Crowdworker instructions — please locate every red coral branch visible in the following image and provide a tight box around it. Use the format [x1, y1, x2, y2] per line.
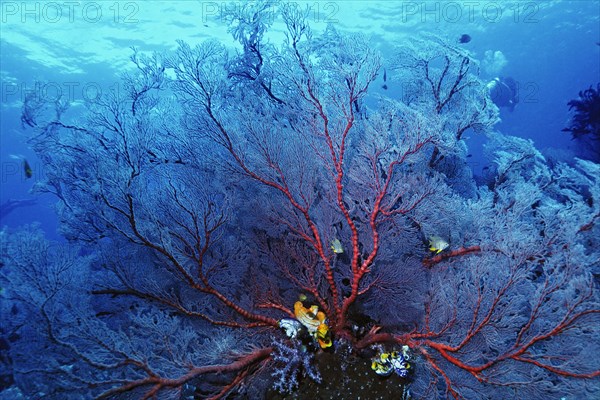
[99, 191, 278, 328]
[339, 136, 434, 328]
[423, 245, 482, 268]
[96, 347, 272, 399]
[200, 78, 343, 323]
[356, 274, 600, 397]
[578, 211, 600, 232]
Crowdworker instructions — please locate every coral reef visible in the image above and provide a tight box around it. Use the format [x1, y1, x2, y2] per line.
[1, 2, 599, 399]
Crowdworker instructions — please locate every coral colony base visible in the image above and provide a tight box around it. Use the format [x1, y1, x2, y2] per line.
[1, 2, 599, 399]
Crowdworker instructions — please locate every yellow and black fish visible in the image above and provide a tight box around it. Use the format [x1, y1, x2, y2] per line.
[330, 239, 344, 254]
[428, 236, 449, 254]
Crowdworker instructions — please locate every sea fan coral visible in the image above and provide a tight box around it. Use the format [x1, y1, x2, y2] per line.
[563, 83, 600, 160]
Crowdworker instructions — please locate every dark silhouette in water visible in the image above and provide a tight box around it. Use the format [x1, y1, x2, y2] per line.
[22, 159, 33, 179]
[487, 77, 519, 111]
[563, 83, 600, 160]
[9, 155, 33, 179]
[0, 198, 37, 220]
[458, 34, 471, 43]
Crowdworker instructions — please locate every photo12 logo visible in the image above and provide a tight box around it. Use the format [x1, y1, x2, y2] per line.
[1, 1, 139, 24]
[2, 81, 122, 104]
[399, 1, 540, 23]
[200, 1, 340, 24]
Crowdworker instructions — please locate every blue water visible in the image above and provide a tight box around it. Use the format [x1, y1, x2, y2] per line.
[1, 1, 598, 237]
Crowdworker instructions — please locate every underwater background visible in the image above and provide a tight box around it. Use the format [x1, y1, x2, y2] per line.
[2, 0, 599, 236]
[1, 1, 599, 399]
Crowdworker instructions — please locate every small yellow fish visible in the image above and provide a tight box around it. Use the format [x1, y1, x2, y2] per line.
[330, 239, 344, 254]
[429, 236, 449, 254]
